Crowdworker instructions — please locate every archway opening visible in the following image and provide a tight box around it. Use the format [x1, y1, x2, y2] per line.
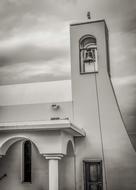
[66, 140, 75, 157]
[59, 140, 75, 190]
[0, 137, 49, 190]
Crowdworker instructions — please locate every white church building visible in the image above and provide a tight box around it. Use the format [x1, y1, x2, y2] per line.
[0, 19, 136, 190]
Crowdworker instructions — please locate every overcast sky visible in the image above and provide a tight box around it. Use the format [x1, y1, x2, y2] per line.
[0, 0, 136, 129]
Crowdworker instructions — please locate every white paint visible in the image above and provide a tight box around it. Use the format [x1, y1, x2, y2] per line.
[0, 80, 72, 106]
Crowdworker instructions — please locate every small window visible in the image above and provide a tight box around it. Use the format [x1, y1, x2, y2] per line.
[83, 160, 103, 190]
[23, 140, 32, 183]
[79, 35, 98, 74]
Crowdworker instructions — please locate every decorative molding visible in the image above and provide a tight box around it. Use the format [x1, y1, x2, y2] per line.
[43, 154, 64, 160]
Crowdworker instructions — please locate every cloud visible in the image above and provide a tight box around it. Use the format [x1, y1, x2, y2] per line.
[0, 0, 76, 37]
[109, 31, 136, 77]
[112, 75, 136, 86]
[112, 75, 136, 118]
[0, 58, 71, 85]
[0, 44, 69, 66]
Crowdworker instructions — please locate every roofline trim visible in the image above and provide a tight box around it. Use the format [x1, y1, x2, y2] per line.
[70, 19, 107, 26]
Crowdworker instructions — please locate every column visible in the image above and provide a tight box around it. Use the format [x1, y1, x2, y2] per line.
[44, 154, 63, 190]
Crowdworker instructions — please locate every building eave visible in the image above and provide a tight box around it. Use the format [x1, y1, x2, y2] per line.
[0, 119, 86, 137]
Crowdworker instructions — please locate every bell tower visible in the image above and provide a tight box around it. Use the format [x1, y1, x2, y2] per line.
[70, 20, 136, 190]
[70, 19, 110, 190]
[70, 20, 110, 128]
[70, 19, 110, 77]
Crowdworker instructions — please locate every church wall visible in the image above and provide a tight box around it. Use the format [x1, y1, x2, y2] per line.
[0, 101, 73, 122]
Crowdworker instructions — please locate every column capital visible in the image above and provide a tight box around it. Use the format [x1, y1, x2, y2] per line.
[43, 154, 64, 160]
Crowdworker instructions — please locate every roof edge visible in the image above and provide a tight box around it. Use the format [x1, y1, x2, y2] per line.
[70, 19, 107, 27]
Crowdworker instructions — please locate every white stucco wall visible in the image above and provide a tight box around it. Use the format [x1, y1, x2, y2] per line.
[0, 80, 72, 106]
[0, 102, 73, 122]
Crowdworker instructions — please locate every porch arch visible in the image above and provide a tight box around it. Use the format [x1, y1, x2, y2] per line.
[0, 136, 40, 156]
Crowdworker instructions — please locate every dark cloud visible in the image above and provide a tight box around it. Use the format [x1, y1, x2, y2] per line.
[0, 0, 76, 39]
[0, 70, 70, 85]
[122, 14, 136, 33]
[0, 60, 71, 85]
[0, 45, 69, 66]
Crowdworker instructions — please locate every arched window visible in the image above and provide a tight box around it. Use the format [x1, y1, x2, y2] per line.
[23, 140, 32, 182]
[79, 35, 98, 74]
